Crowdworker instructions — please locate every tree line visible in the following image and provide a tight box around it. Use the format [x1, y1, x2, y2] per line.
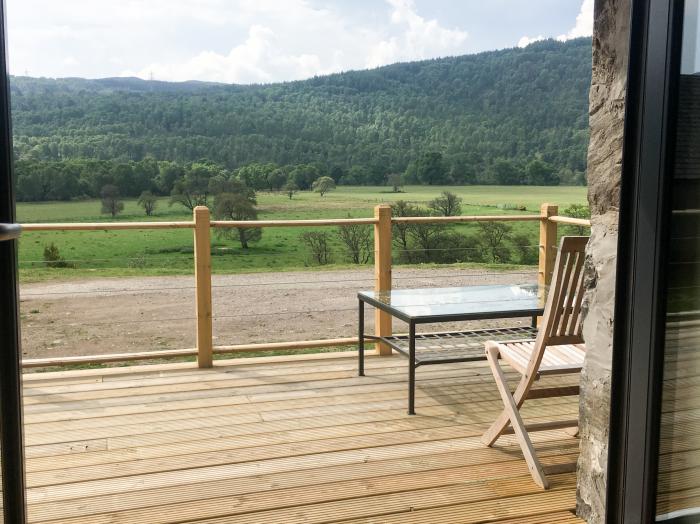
[15, 151, 573, 203]
[13, 158, 335, 202]
[12, 37, 591, 194]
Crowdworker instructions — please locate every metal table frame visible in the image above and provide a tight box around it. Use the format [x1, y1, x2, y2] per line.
[358, 288, 543, 415]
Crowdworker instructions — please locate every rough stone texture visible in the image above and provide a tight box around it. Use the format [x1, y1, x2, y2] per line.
[576, 0, 630, 522]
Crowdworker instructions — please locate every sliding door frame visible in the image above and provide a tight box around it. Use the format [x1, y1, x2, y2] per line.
[0, 0, 27, 520]
[606, 0, 685, 522]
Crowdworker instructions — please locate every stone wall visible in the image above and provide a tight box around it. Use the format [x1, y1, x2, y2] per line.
[576, 0, 630, 522]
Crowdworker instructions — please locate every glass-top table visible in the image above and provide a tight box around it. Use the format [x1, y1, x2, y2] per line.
[358, 283, 545, 414]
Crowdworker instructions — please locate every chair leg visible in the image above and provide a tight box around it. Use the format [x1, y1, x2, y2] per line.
[481, 352, 530, 447]
[485, 346, 549, 489]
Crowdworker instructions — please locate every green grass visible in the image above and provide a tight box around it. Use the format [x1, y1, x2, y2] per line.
[16, 185, 587, 282]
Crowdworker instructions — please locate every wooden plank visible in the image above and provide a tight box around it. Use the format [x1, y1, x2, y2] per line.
[26, 424, 578, 488]
[548, 216, 591, 227]
[21, 361, 569, 406]
[260, 489, 576, 524]
[21, 351, 362, 383]
[193, 205, 213, 368]
[23, 339, 362, 368]
[538, 203, 558, 299]
[21, 221, 194, 231]
[210, 217, 378, 228]
[28, 449, 578, 523]
[374, 204, 393, 355]
[26, 430, 575, 505]
[392, 215, 541, 224]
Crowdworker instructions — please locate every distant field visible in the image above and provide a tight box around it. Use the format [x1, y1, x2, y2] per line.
[16, 185, 587, 281]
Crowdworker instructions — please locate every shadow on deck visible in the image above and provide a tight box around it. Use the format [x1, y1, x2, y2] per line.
[22, 352, 584, 523]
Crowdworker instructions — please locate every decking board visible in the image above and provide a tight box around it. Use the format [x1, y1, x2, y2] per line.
[23, 353, 584, 523]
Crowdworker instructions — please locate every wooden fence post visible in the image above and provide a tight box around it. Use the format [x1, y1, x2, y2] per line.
[538, 203, 558, 300]
[193, 206, 213, 368]
[374, 204, 393, 355]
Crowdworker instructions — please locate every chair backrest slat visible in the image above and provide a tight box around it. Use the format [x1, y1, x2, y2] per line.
[526, 236, 588, 377]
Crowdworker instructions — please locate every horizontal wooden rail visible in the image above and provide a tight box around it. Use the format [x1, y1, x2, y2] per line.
[210, 218, 378, 228]
[548, 216, 591, 227]
[391, 214, 541, 224]
[213, 337, 358, 353]
[22, 348, 199, 367]
[21, 221, 194, 231]
[21, 337, 360, 368]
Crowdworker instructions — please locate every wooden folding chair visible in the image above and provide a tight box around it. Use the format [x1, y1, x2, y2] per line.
[481, 236, 588, 489]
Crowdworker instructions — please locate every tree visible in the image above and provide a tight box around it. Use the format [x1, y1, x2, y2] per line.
[156, 161, 185, 195]
[526, 158, 559, 185]
[391, 200, 422, 262]
[312, 176, 336, 196]
[100, 184, 124, 217]
[410, 152, 448, 185]
[408, 220, 448, 262]
[387, 174, 403, 193]
[213, 193, 262, 249]
[284, 180, 298, 200]
[428, 191, 462, 216]
[290, 164, 320, 190]
[301, 231, 332, 265]
[512, 233, 538, 265]
[209, 175, 256, 200]
[562, 203, 591, 235]
[477, 222, 513, 262]
[347, 166, 370, 185]
[337, 223, 372, 264]
[137, 190, 158, 216]
[267, 168, 288, 191]
[488, 159, 521, 185]
[170, 163, 218, 210]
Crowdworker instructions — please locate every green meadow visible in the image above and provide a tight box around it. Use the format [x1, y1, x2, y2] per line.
[16, 185, 587, 281]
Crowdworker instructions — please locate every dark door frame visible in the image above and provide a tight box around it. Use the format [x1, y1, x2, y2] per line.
[606, 0, 684, 522]
[0, 0, 28, 520]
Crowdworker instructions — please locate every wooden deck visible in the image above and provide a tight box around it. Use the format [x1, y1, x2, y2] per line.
[21, 352, 584, 523]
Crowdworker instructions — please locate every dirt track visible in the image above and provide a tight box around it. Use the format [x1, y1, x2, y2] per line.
[19, 267, 536, 360]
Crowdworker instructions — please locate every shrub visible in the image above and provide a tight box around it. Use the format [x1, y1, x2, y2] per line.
[301, 231, 333, 265]
[337, 223, 372, 264]
[429, 232, 485, 264]
[43, 243, 70, 268]
[512, 233, 539, 265]
[562, 204, 591, 235]
[477, 222, 513, 263]
[428, 191, 462, 216]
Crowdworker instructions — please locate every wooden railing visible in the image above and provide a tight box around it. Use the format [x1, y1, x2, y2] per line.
[20, 202, 591, 368]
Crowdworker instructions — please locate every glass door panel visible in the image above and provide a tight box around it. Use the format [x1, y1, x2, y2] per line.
[657, 1, 700, 521]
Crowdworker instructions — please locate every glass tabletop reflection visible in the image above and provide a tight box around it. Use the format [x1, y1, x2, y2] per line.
[358, 283, 545, 321]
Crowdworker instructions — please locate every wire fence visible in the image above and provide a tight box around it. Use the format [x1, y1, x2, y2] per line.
[17, 210, 561, 366]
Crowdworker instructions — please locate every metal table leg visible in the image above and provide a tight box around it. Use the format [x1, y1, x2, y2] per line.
[358, 298, 365, 377]
[408, 321, 416, 415]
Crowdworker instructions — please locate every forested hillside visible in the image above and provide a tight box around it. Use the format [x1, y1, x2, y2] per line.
[11, 38, 591, 201]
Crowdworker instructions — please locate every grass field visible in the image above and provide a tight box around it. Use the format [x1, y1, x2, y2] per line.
[16, 185, 587, 281]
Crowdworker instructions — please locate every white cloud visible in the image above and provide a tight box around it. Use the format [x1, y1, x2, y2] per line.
[125, 25, 330, 84]
[517, 35, 545, 48]
[118, 0, 469, 83]
[557, 0, 594, 41]
[366, 0, 469, 68]
[517, 0, 593, 50]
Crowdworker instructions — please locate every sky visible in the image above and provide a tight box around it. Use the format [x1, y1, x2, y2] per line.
[7, 0, 593, 84]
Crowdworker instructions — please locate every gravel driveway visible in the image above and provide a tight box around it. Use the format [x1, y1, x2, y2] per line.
[19, 267, 536, 360]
